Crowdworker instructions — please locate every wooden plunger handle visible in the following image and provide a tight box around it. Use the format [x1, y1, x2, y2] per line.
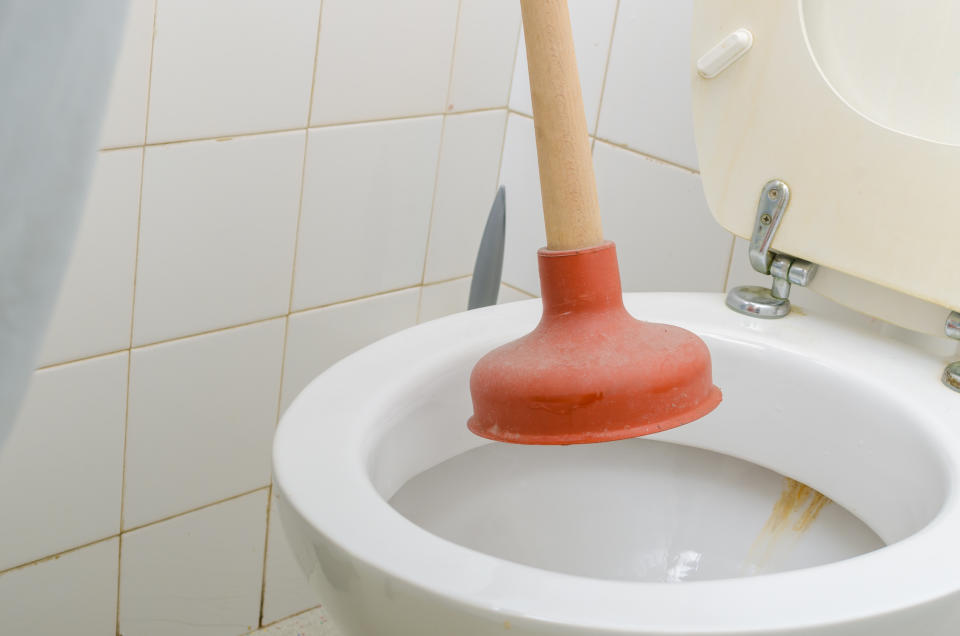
[520, 0, 603, 251]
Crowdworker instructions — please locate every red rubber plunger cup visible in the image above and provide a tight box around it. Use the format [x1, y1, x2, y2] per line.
[468, 242, 721, 444]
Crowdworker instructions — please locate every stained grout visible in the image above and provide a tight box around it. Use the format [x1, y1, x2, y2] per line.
[35, 285, 437, 372]
[96, 107, 507, 154]
[257, 484, 274, 628]
[121, 486, 270, 535]
[416, 0, 465, 323]
[260, 4, 325, 622]
[116, 1, 159, 630]
[504, 108, 700, 176]
[0, 485, 272, 579]
[591, 0, 622, 147]
[592, 135, 700, 175]
[501, 281, 537, 298]
[0, 535, 120, 579]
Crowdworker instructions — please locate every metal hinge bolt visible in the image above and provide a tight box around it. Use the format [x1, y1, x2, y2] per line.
[726, 180, 819, 319]
[943, 312, 960, 393]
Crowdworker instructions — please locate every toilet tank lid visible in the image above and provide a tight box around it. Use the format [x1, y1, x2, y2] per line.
[691, 0, 960, 327]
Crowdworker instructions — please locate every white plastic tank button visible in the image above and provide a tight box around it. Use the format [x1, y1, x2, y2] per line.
[697, 28, 753, 79]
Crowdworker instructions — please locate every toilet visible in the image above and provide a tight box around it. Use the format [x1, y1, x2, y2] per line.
[272, 2, 960, 635]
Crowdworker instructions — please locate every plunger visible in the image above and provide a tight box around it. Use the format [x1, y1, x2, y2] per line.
[467, 0, 722, 444]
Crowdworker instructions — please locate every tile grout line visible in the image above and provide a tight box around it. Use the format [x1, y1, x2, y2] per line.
[501, 281, 537, 298]
[286, 1, 325, 317]
[259, 3, 325, 625]
[122, 485, 271, 535]
[493, 20, 524, 189]
[0, 487, 271, 579]
[590, 0, 621, 154]
[102, 106, 507, 153]
[416, 0, 464, 321]
[115, 532, 124, 635]
[416, 112, 448, 323]
[117, 1, 159, 631]
[504, 108, 700, 175]
[257, 484, 273, 628]
[489, 17, 524, 292]
[36, 283, 440, 373]
[0, 535, 120, 579]
[422, 273, 471, 288]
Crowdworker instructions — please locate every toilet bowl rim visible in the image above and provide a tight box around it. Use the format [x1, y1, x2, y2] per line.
[274, 292, 960, 631]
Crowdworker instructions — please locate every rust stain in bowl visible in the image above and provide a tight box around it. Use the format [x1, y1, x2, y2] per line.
[745, 477, 832, 573]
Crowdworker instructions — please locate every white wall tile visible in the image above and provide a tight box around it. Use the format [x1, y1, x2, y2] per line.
[119, 490, 268, 636]
[293, 118, 442, 310]
[282, 289, 419, 413]
[0, 354, 126, 571]
[419, 278, 536, 324]
[447, 0, 521, 112]
[99, 0, 154, 148]
[424, 110, 507, 283]
[38, 149, 141, 366]
[311, 0, 459, 124]
[498, 283, 536, 303]
[147, 0, 321, 142]
[0, 539, 119, 636]
[261, 490, 320, 625]
[510, 0, 618, 132]
[419, 277, 471, 323]
[594, 140, 732, 292]
[134, 132, 304, 345]
[597, 0, 699, 169]
[499, 114, 545, 295]
[125, 320, 284, 528]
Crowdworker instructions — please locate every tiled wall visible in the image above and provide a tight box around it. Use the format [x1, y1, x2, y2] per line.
[0, 1, 524, 634]
[0, 1, 781, 635]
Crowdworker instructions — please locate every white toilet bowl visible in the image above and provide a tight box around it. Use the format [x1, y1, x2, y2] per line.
[273, 293, 960, 635]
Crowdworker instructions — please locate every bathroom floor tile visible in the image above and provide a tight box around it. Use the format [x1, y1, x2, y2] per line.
[253, 607, 340, 635]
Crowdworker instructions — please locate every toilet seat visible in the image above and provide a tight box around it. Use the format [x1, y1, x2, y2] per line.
[691, 1, 960, 334]
[274, 294, 960, 634]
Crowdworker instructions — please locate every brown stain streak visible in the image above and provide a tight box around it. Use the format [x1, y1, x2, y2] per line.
[746, 477, 833, 572]
[795, 490, 831, 532]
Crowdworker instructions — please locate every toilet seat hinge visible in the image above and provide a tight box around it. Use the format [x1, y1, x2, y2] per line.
[726, 180, 819, 319]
